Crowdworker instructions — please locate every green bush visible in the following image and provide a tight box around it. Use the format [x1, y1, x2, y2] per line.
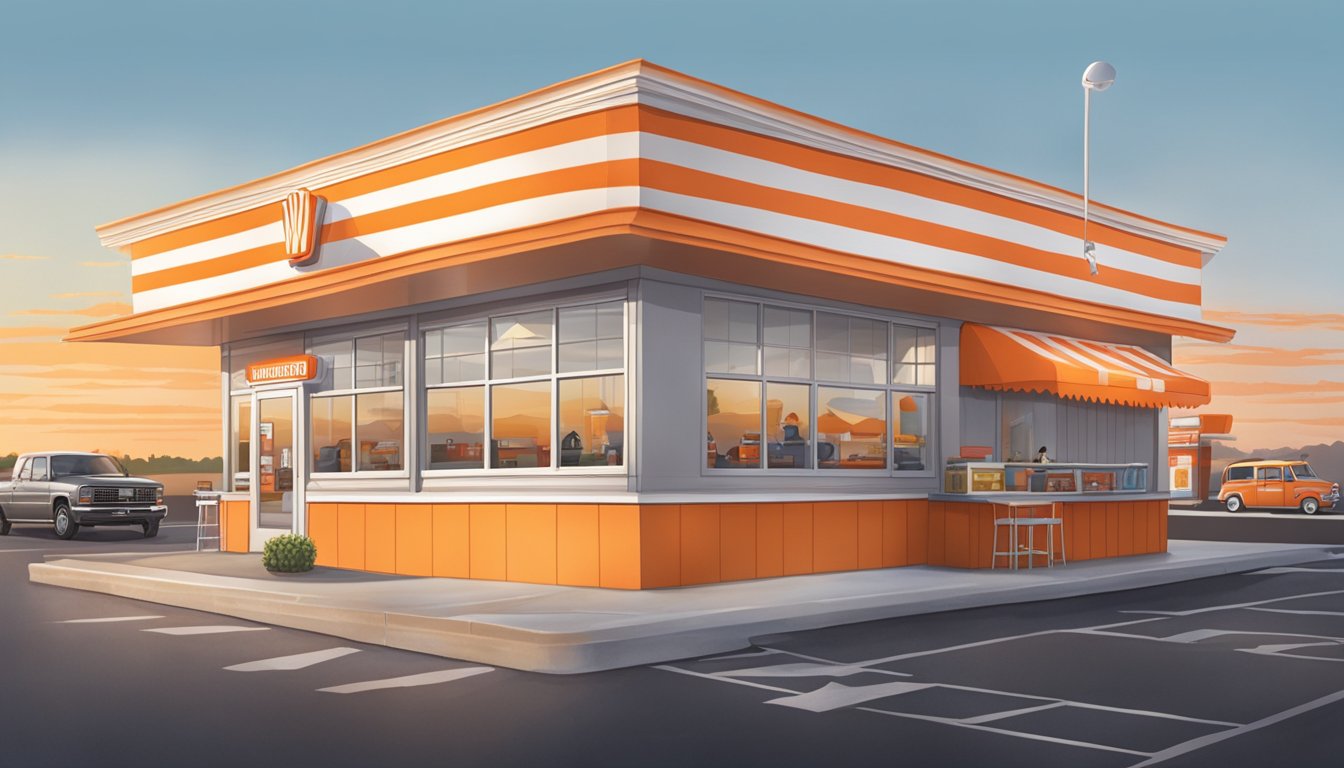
[262, 534, 317, 573]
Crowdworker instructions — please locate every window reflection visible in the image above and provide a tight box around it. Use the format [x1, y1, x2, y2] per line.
[491, 311, 553, 379]
[817, 387, 887, 470]
[426, 387, 485, 469]
[558, 375, 624, 466]
[707, 379, 762, 469]
[355, 391, 404, 471]
[311, 395, 353, 473]
[893, 392, 928, 471]
[492, 382, 552, 468]
[766, 382, 811, 469]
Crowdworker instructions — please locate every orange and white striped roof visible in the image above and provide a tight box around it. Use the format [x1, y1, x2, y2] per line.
[960, 323, 1211, 409]
[76, 60, 1231, 343]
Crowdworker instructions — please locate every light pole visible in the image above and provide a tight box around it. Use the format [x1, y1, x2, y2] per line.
[1081, 60, 1116, 276]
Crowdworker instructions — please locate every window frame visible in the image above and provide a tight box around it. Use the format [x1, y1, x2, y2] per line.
[308, 323, 410, 479]
[701, 291, 938, 477]
[421, 294, 628, 478]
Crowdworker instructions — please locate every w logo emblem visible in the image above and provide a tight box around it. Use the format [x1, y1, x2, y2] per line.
[282, 188, 327, 267]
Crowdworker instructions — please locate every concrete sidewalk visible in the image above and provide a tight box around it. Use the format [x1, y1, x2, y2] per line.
[29, 540, 1342, 674]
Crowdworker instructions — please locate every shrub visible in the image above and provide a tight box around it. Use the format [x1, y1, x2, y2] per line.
[262, 533, 317, 573]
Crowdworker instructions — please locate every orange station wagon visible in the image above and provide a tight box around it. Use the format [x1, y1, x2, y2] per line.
[1218, 459, 1340, 515]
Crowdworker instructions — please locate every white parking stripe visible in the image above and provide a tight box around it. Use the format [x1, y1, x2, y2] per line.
[720, 662, 911, 679]
[1246, 566, 1344, 576]
[767, 680, 931, 711]
[144, 626, 270, 636]
[58, 615, 164, 624]
[226, 647, 360, 672]
[317, 666, 493, 694]
[1123, 589, 1344, 617]
[856, 706, 1152, 757]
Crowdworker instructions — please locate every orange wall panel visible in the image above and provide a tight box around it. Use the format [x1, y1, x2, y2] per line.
[907, 500, 929, 564]
[1118, 501, 1135, 556]
[813, 501, 858, 573]
[638, 505, 680, 588]
[222, 501, 249, 553]
[680, 504, 721, 586]
[557, 504, 600, 587]
[782, 503, 814, 575]
[307, 503, 339, 566]
[506, 504, 557, 585]
[1158, 501, 1168, 551]
[755, 503, 784, 578]
[1090, 502, 1106, 559]
[882, 500, 908, 567]
[337, 504, 365, 570]
[1106, 502, 1120, 558]
[469, 504, 507, 581]
[364, 504, 397, 574]
[857, 501, 883, 570]
[395, 505, 433, 577]
[599, 504, 642, 589]
[927, 502, 947, 565]
[719, 504, 756, 583]
[431, 504, 470, 578]
[942, 503, 970, 568]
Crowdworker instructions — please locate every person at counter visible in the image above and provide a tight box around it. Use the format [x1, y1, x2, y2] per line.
[1033, 446, 1052, 464]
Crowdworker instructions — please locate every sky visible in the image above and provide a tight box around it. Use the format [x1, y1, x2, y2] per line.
[0, 0, 1340, 456]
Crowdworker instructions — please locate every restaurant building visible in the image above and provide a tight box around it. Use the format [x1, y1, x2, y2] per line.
[70, 60, 1231, 587]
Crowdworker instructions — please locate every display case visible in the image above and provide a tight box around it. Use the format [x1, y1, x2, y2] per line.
[944, 462, 1148, 495]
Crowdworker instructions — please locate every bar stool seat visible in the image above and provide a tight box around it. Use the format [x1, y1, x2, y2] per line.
[991, 502, 1066, 569]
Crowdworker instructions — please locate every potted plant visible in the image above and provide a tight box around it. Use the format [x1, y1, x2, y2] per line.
[262, 533, 317, 574]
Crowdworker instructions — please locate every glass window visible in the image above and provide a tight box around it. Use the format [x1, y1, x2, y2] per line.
[893, 325, 936, 387]
[707, 379, 762, 469]
[355, 333, 403, 388]
[559, 375, 624, 467]
[704, 298, 759, 375]
[766, 382, 811, 469]
[1259, 467, 1282, 482]
[356, 391, 404, 471]
[816, 312, 886, 385]
[15, 458, 29, 481]
[231, 395, 252, 490]
[1293, 463, 1318, 479]
[426, 387, 486, 470]
[817, 387, 887, 470]
[492, 381, 552, 468]
[892, 393, 929, 471]
[764, 306, 811, 379]
[32, 457, 48, 481]
[311, 395, 353, 473]
[1226, 465, 1254, 481]
[425, 322, 487, 386]
[491, 311, 553, 379]
[559, 301, 623, 373]
[310, 339, 354, 390]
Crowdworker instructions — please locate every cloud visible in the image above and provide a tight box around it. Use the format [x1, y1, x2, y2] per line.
[9, 302, 132, 318]
[1204, 310, 1344, 332]
[0, 253, 48, 261]
[1175, 343, 1344, 367]
[78, 260, 130, 268]
[49, 291, 124, 299]
[1208, 380, 1344, 396]
[1238, 416, 1344, 428]
[0, 326, 68, 340]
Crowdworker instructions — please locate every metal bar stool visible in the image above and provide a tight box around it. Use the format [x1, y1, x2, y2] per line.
[992, 502, 1065, 569]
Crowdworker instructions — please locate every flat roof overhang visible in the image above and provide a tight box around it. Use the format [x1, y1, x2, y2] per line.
[67, 209, 1235, 348]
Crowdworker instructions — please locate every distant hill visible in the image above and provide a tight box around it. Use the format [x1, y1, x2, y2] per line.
[1209, 441, 1344, 492]
[0, 453, 221, 474]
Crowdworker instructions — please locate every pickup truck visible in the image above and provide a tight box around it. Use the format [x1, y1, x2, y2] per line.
[0, 452, 167, 539]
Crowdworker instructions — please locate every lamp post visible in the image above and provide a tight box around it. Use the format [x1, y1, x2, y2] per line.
[1081, 61, 1116, 276]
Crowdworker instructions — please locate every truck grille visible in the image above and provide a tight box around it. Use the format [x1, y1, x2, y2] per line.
[91, 487, 156, 504]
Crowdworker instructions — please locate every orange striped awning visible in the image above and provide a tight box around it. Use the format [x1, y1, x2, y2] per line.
[960, 324, 1211, 409]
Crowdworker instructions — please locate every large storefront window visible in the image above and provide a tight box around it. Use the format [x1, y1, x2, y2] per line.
[704, 296, 936, 474]
[309, 329, 406, 474]
[424, 298, 625, 472]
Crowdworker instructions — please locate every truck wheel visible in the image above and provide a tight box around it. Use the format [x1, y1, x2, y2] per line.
[53, 502, 79, 540]
[0, 512, 10, 535]
[1224, 495, 1243, 513]
[1301, 497, 1320, 515]
[142, 520, 160, 538]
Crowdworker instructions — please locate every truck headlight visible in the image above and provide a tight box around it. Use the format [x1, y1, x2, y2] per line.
[78, 486, 92, 504]
[156, 487, 165, 505]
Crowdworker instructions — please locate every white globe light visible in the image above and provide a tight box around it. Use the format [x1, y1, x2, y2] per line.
[1082, 61, 1117, 91]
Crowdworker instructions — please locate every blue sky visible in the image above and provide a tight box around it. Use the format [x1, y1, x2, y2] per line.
[0, 0, 1341, 450]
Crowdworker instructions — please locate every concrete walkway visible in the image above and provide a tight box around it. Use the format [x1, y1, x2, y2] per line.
[29, 540, 1342, 674]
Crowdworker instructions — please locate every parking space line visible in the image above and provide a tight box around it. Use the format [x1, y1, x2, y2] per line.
[58, 615, 164, 624]
[317, 666, 493, 694]
[1245, 565, 1344, 576]
[766, 680, 931, 711]
[1249, 607, 1344, 617]
[719, 662, 911, 679]
[856, 706, 1153, 757]
[226, 647, 360, 672]
[1129, 688, 1344, 766]
[961, 701, 1066, 724]
[1123, 588, 1344, 617]
[144, 626, 270, 636]
[655, 664, 798, 695]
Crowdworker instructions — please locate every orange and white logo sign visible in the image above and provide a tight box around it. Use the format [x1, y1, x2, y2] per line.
[282, 188, 326, 266]
[246, 355, 320, 385]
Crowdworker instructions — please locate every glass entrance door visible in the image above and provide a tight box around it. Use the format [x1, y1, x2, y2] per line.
[253, 390, 299, 546]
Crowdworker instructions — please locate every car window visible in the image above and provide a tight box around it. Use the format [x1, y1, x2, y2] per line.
[51, 454, 126, 476]
[1293, 463, 1318, 479]
[1258, 467, 1282, 482]
[1226, 465, 1254, 481]
[15, 458, 30, 482]
[1282, 466, 1296, 481]
[31, 457, 49, 482]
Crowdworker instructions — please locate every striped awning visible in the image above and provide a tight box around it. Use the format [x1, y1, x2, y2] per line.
[960, 324, 1211, 409]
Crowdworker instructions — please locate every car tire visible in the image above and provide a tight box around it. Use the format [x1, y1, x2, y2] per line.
[0, 512, 10, 535]
[1301, 497, 1320, 515]
[142, 520, 160, 538]
[1224, 495, 1244, 513]
[53, 502, 78, 540]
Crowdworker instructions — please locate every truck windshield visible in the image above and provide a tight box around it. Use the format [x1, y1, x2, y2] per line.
[50, 455, 126, 477]
[1292, 463, 1318, 479]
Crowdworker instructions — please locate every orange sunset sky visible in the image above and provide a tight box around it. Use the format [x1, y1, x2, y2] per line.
[1, 2, 1340, 458]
